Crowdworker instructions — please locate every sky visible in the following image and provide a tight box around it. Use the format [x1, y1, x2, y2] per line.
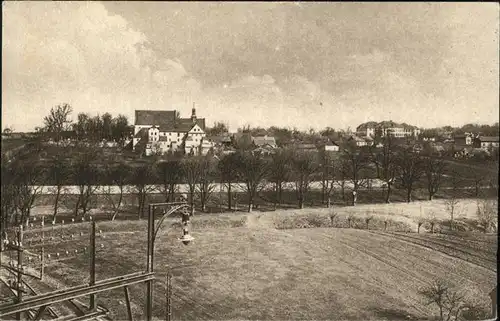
[2, 1, 499, 133]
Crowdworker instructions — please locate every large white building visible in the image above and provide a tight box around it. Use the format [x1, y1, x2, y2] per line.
[132, 108, 213, 156]
[356, 121, 421, 138]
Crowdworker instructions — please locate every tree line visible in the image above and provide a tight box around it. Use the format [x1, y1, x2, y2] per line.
[2, 134, 496, 231]
[39, 103, 133, 144]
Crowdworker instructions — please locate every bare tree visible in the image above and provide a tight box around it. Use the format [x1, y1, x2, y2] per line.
[335, 160, 349, 204]
[130, 164, 156, 219]
[43, 103, 73, 143]
[444, 172, 463, 231]
[1, 159, 17, 232]
[268, 149, 292, 209]
[236, 151, 269, 212]
[197, 156, 218, 212]
[320, 151, 337, 208]
[105, 162, 130, 221]
[156, 159, 183, 202]
[427, 210, 438, 234]
[182, 156, 203, 214]
[11, 160, 45, 226]
[341, 144, 371, 206]
[47, 154, 68, 221]
[420, 279, 470, 321]
[425, 155, 447, 200]
[218, 153, 240, 210]
[476, 199, 497, 233]
[290, 151, 319, 209]
[395, 146, 425, 203]
[72, 151, 100, 218]
[370, 134, 398, 203]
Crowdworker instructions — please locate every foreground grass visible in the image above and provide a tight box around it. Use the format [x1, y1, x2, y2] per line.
[6, 210, 495, 321]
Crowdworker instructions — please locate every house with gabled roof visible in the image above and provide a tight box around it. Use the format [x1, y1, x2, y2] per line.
[133, 107, 207, 156]
[252, 135, 278, 149]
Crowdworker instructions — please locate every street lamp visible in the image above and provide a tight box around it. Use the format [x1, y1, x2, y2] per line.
[145, 201, 194, 321]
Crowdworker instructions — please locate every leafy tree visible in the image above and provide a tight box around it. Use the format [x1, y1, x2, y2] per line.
[206, 122, 229, 136]
[111, 114, 132, 144]
[43, 103, 73, 142]
[236, 151, 269, 212]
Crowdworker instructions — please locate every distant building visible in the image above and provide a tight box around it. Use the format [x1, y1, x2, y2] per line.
[454, 132, 477, 145]
[476, 136, 500, 150]
[356, 121, 420, 138]
[347, 135, 369, 147]
[320, 140, 340, 152]
[133, 107, 207, 156]
[252, 135, 278, 149]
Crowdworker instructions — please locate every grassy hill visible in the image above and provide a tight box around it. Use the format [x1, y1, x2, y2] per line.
[4, 208, 496, 321]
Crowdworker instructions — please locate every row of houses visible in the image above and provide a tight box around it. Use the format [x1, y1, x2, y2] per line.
[129, 109, 498, 158]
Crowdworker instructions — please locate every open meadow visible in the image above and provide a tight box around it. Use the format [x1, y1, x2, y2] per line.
[2, 199, 497, 321]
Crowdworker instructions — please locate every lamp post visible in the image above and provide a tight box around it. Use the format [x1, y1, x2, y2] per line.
[146, 202, 194, 321]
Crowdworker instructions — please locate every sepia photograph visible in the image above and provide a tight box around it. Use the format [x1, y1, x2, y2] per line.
[1, 2, 498, 321]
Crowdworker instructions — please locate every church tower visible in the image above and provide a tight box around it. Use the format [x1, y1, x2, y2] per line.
[191, 102, 197, 124]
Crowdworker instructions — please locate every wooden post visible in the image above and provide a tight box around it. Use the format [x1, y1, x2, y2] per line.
[16, 225, 24, 321]
[89, 221, 96, 311]
[124, 286, 133, 321]
[165, 274, 172, 321]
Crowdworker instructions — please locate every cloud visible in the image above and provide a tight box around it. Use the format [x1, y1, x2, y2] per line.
[2, 2, 498, 132]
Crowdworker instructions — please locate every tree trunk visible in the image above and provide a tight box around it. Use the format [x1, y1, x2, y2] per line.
[327, 196, 331, 208]
[227, 183, 232, 210]
[278, 184, 283, 205]
[406, 187, 412, 203]
[428, 192, 433, 201]
[52, 186, 61, 221]
[430, 222, 435, 233]
[385, 183, 391, 203]
[248, 201, 253, 213]
[341, 182, 345, 203]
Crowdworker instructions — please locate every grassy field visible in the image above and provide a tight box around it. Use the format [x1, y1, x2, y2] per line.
[2, 203, 497, 320]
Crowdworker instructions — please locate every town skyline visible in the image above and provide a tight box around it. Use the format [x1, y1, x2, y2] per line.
[3, 2, 499, 133]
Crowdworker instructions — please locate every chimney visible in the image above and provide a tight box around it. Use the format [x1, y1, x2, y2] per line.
[191, 102, 197, 124]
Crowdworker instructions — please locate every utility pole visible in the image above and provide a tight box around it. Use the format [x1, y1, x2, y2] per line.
[40, 216, 45, 280]
[16, 225, 24, 321]
[89, 221, 96, 311]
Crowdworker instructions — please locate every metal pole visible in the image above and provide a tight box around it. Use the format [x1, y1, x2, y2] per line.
[146, 204, 154, 321]
[90, 221, 96, 311]
[40, 217, 44, 280]
[16, 225, 24, 321]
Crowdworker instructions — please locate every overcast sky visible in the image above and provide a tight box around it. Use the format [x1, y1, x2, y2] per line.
[2, 2, 499, 132]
